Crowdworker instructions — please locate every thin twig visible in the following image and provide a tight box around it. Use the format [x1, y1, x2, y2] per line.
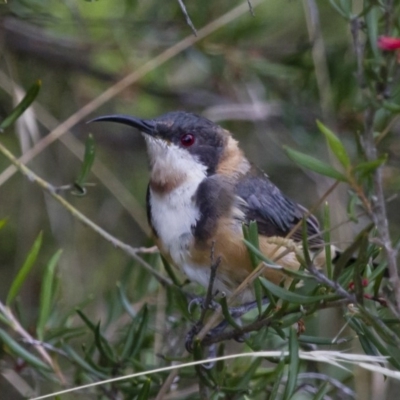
[0, 140, 171, 287]
[0, 0, 266, 188]
[177, 0, 197, 36]
[247, 0, 255, 17]
[349, 8, 400, 313]
[0, 302, 66, 383]
[0, 70, 150, 234]
[302, 0, 335, 124]
[202, 298, 352, 346]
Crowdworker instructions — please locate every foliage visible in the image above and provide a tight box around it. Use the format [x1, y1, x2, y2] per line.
[0, 0, 400, 399]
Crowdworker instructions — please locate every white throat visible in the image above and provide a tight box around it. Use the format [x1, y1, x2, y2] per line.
[146, 136, 207, 266]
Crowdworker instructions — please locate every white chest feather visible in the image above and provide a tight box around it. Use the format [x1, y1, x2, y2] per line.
[146, 138, 208, 267]
[150, 181, 201, 265]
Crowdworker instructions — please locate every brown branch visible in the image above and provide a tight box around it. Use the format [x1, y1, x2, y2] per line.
[202, 298, 351, 346]
[350, 8, 400, 313]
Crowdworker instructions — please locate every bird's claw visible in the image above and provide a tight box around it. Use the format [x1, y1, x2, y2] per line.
[185, 322, 202, 353]
[188, 296, 219, 314]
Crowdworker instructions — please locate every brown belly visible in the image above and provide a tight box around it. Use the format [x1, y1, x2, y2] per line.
[179, 218, 301, 295]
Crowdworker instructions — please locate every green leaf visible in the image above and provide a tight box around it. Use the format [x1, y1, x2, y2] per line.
[73, 133, 96, 195]
[317, 120, 351, 168]
[383, 101, 400, 113]
[117, 282, 137, 319]
[299, 335, 354, 345]
[243, 239, 280, 268]
[312, 382, 330, 400]
[235, 358, 262, 389]
[277, 312, 304, 329]
[365, 6, 380, 58]
[7, 232, 43, 305]
[243, 221, 260, 268]
[243, 222, 263, 314]
[353, 155, 387, 175]
[219, 296, 241, 330]
[282, 328, 299, 400]
[269, 360, 286, 399]
[160, 255, 182, 286]
[284, 146, 348, 182]
[76, 309, 115, 362]
[259, 277, 339, 304]
[63, 344, 108, 378]
[328, 0, 351, 19]
[0, 218, 8, 230]
[37, 250, 62, 341]
[94, 323, 115, 363]
[0, 328, 50, 371]
[137, 379, 151, 400]
[323, 203, 332, 280]
[0, 80, 41, 131]
[126, 305, 149, 359]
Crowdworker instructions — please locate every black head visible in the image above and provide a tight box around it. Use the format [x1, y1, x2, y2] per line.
[89, 111, 228, 175]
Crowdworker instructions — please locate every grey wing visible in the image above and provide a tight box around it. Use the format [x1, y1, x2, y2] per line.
[235, 170, 323, 250]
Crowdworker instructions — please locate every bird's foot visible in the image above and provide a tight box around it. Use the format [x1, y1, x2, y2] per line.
[228, 297, 270, 318]
[185, 297, 270, 361]
[188, 296, 219, 314]
[185, 322, 203, 353]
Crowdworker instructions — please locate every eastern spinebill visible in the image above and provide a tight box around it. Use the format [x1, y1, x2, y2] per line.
[90, 111, 335, 301]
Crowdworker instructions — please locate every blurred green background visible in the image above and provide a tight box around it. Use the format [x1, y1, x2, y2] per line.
[0, 0, 399, 398]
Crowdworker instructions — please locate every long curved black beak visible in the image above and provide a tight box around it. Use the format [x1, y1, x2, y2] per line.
[88, 115, 155, 135]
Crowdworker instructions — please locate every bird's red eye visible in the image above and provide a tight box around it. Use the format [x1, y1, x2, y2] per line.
[180, 133, 195, 147]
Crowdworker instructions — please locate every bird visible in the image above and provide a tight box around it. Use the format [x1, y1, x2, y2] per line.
[90, 111, 333, 303]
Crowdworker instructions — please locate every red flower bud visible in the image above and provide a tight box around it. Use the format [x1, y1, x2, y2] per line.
[378, 36, 400, 51]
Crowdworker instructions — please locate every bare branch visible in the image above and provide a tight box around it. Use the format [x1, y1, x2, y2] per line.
[177, 0, 197, 36]
[0, 140, 172, 288]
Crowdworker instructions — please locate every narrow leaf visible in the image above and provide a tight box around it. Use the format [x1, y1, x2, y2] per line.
[260, 277, 339, 304]
[7, 232, 43, 305]
[117, 282, 137, 319]
[317, 120, 351, 168]
[0, 328, 50, 371]
[354, 155, 387, 175]
[37, 250, 63, 340]
[328, 0, 350, 18]
[312, 382, 330, 400]
[283, 328, 299, 400]
[243, 222, 263, 314]
[0, 80, 41, 131]
[365, 6, 380, 58]
[284, 146, 348, 181]
[63, 345, 108, 378]
[323, 202, 332, 279]
[73, 133, 96, 194]
[137, 379, 151, 400]
[0, 218, 8, 230]
[127, 305, 149, 359]
[243, 239, 280, 268]
[269, 360, 285, 399]
[160, 255, 181, 286]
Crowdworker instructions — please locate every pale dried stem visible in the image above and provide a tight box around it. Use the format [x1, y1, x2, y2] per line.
[0, 0, 265, 188]
[0, 140, 171, 287]
[0, 69, 150, 235]
[0, 302, 66, 383]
